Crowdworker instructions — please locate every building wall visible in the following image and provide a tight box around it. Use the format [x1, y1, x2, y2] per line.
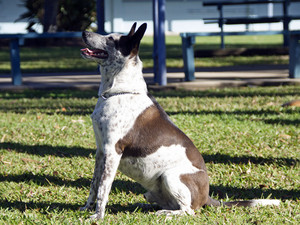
[1, 0, 300, 34]
[105, 0, 300, 34]
[0, 0, 27, 33]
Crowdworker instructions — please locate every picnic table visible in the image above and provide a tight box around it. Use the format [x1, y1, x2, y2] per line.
[180, 0, 300, 81]
[180, 30, 300, 81]
[203, 0, 300, 48]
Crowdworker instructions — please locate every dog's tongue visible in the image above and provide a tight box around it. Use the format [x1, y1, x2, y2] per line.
[81, 48, 108, 58]
[81, 48, 93, 54]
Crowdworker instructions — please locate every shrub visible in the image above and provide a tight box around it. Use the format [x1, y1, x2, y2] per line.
[16, 0, 96, 32]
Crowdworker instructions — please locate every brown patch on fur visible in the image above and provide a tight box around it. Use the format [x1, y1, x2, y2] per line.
[115, 93, 210, 209]
[115, 94, 206, 171]
[115, 104, 175, 157]
[180, 171, 210, 209]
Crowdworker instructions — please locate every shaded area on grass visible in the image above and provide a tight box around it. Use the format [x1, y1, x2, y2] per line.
[166, 110, 300, 126]
[0, 173, 145, 195]
[256, 117, 300, 126]
[0, 89, 97, 99]
[203, 153, 299, 167]
[0, 87, 299, 100]
[210, 184, 299, 200]
[0, 105, 299, 126]
[166, 109, 298, 117]
[152, 89, 300, 99]
[0, 199, 81, 213]
[0, 199, 159, 215]
[0, 142, 95, 158]
[0, 173, 90, 188]
[1, 142, 298, 166]
[1, 106, 298, 118]
[0, 184, 297, 214]
[0, 105, 94, 115]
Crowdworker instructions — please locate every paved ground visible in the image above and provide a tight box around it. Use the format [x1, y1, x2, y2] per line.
[1, 64, 299, 91]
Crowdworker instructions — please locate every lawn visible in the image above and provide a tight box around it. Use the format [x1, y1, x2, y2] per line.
[0, 35, 288, 74]
[0, 86, 299, 224]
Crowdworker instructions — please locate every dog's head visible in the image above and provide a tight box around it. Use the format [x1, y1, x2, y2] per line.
[81, 23, 147, 66]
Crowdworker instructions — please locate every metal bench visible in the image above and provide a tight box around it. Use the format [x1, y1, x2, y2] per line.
[0, 32, 82, 85]
[180, 30, 300, 81]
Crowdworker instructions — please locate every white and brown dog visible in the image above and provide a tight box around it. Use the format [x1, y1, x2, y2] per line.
[80, 23, 279, 220]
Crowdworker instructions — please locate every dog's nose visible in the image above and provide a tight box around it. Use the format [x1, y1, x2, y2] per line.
[82, 31, 89, 38]
[82, 31, 94, 40]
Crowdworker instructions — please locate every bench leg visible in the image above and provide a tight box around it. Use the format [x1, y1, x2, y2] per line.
[289, 35, 300, 78]
[10, 39, 22, 85]
[181, 36, 195, 81]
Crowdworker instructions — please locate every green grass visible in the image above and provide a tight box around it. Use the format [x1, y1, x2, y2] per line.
[0, 35, 288, 74]
[0, 86, 299, 224]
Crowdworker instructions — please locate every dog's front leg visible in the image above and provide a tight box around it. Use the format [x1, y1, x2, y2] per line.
[90, 149, 122, 220]
[80, 147, 104, 211]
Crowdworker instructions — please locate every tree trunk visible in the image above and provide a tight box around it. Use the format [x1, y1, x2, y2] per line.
[43, 0, 59, 33]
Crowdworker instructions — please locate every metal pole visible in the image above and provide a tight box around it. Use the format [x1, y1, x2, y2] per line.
[154, 0, 167, 86]
[218, 4, 225, 49]
[10, 39, 22, 85]
[153, 0, 158, 83]
[97, 0, 105, 34]
[283, 0, 290, 47]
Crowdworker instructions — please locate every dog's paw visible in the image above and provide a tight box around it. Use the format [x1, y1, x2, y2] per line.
[79, 204, 94, 211]
[79, 206, 87, 211]
[156, 209, 195, 216]
[90, 212, 104, 221]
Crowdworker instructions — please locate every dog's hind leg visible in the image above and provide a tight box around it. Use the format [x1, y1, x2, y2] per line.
[154, 170, 195, 216]
[144, 191, 158, 204]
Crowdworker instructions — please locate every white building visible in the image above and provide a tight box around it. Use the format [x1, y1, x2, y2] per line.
[1, 0, 300, 34]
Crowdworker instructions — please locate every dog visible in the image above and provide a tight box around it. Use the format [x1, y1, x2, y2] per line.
[80, 23, 280, 220]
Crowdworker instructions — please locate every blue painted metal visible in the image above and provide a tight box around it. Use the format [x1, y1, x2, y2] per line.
[96, 0, 106, 34]
[0, 32, 82, 39]
[283, 0, 290, 47]
[0, 32, 82, 85]
[181, 30, 300, 81]
[289, 32, 300, 78]
[152, 0, 167, 86]
[217, 4, 225, 49]
[181, 34, 195, 81]
[152, 0, 159, 83]
[181, 31, 286, 37]
[157, 0, 167, 86]
[203, 0, 300, 48]
[10, 39, 22, 86]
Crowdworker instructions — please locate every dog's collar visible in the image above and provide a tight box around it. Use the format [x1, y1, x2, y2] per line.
[101, 92, 140, 100]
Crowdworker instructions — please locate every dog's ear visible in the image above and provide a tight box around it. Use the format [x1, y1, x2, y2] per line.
[130, 23, 147, 56]
[128, 22, 137, 37]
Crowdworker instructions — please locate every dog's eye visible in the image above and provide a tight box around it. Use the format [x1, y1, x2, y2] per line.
[108, 37, 114, 41]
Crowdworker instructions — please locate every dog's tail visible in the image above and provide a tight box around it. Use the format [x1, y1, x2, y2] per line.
[206, 196, 280, 207]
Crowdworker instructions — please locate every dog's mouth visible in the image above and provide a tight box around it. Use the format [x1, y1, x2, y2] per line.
[81, 48, 108, 59]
